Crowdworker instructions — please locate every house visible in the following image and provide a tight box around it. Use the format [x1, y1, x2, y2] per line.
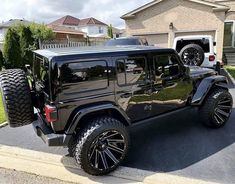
[121, 0, 235, 64]
[0, 19, 31, 50]
[112, 27, 126, 38]
[48, 15, 108, 38]
[47, 25, 86, 42]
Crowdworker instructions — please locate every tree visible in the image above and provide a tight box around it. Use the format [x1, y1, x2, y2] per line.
[107, 24, 113, 38]
[0, 50, 4, 70]
[2, 23, 55, 69]
[3, 28, 22, 69]
[29, 23, 55, 49]
[20, 26, 34, 66]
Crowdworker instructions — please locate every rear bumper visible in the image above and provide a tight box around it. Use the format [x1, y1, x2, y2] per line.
[32, 114, 71, 147]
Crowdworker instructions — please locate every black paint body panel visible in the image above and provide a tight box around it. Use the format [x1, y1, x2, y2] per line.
[31, 46, 228, 144]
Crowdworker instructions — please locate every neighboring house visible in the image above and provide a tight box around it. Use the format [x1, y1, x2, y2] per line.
[112, 27, 126, 38]
[47, 25, 86, 41]
[0, 19, 31, 50]
[48, 15, 108, 38]
[121, 0, 235, 64]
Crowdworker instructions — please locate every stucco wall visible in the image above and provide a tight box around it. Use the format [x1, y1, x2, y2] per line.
[78, 25, 108, 37]
[219, 1, 235, 20]
[125, 0, 226, 60]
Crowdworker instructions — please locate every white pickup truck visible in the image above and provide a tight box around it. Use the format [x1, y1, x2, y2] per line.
[173, 35, 217, 68]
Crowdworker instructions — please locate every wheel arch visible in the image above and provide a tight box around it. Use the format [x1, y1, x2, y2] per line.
[66, 103, 131, 135]
[191, 75, 229, 106]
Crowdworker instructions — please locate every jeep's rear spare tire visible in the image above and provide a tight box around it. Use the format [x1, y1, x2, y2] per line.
[179, 44, 205, 66]
[0, 69, 34, 127]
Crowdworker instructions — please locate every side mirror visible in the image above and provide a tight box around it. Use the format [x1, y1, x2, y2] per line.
[213, 42, 216, 46]
[25, 64, 32, 75]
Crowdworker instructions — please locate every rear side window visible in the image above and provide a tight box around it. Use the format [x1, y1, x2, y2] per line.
[33, 55, 50, 94]
[61, 60, 108, 93]
[176, 39, 210, 53]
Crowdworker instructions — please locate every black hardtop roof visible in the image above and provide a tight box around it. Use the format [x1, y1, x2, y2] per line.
[34, 46, 176, 61]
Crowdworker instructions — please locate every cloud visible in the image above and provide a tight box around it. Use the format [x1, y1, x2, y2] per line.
[0, 0, 151, 28]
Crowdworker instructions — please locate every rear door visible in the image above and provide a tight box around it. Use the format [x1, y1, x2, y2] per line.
[150, 54, 193, 116]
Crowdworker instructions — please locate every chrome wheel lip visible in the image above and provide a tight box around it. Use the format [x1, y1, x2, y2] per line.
[88, 130, 127, 171]
[213, 97, 233, 125]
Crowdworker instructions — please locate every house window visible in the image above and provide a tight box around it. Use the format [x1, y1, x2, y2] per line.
[99, 27, 103, 34]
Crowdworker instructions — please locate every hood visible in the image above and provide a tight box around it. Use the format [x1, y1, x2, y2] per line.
[189, 66, 216, 80]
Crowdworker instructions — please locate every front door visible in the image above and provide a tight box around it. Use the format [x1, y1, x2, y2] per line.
[115, 55, 153, 122]
[150, 54, 193, 116]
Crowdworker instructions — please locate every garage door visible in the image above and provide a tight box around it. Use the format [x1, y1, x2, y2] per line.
[145, 34, 168, 48]
[175, 31, 216, 39]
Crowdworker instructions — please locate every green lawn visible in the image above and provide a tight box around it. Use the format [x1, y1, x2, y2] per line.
[0, 95, 6, 124]
[224, 65, 235, 79]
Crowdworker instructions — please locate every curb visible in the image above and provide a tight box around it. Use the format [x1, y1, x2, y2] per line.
[224, 68, 235, 85]
[0, 122, 8, 128]
[0, 145, 219, 184]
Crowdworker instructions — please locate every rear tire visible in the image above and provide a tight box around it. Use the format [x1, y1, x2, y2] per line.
[179, 44, 205, 66]
[199, 88, 233, 128]
[0, 69, 34, 128]
[72, 117, 129, 175]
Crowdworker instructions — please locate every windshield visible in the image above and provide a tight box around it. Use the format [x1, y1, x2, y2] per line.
[176, 39, 210, 53]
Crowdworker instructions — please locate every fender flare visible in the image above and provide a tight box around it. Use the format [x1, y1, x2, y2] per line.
[65, 103, 131, 135]
[191, 75, 228, 106]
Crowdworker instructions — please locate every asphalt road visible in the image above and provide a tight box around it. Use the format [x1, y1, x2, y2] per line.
[0, 70, 235, 184]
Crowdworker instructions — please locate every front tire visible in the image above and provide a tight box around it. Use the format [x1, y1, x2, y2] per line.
[72, 117, 129, 175]
[199, 88, 233, 128]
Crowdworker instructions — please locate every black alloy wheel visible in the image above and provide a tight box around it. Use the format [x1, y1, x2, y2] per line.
[88, 130, 126, 171]
[182, 48, 202, 65]
[199, 88, 233, 128]
[72, 117, 129, 175]
[179, 44, 205, 66]
[213, 96, 233, 125]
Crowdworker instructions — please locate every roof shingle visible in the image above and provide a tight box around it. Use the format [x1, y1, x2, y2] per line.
[79, 17, 107, 26]
[48, 15, 80, 26]
[48, 16, 107, 26]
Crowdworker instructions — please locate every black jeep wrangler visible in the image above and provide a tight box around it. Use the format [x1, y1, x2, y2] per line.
[0, 46, 233, 175]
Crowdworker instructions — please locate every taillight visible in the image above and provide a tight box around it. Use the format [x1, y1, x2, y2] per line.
[45, 105, 58, 123]
[209, 55, 215, 62]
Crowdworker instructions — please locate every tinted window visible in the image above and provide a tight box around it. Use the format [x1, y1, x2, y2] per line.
[153, 55, 180, 79]
[61, 60, 108, 92]
[106, 39, 141, 46]
[176, 39, 210, 53]
[116, 57, 146, 85]
[33, 55, 49, 93]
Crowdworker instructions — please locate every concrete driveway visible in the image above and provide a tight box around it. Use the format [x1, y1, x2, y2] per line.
[0, 82, 235, 183]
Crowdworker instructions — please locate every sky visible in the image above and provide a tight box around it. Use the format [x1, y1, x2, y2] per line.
[0, 0, 152, 28]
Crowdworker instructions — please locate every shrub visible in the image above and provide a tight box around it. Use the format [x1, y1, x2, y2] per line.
[20, 26, 34, 66]
[108, 24, 113, 38]
[3, 28, 22, 69]
[0, 50, 4, 70]
[2, 23, 55, 68]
